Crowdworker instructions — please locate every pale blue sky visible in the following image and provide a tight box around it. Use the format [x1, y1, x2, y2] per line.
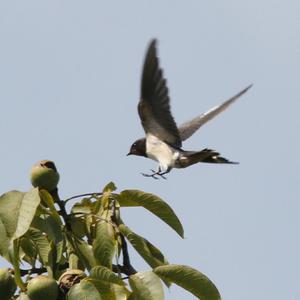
[0, 1, 299, 299]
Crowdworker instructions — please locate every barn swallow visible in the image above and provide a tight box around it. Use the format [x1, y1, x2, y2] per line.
[127, 39, 252, 179]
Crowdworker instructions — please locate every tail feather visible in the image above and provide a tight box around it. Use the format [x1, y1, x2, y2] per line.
[179, 148, 238, 168]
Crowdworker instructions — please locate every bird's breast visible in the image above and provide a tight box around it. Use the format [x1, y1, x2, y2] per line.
[146, 134, 178, 170]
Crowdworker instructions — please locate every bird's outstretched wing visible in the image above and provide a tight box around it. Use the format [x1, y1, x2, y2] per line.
[179, 84, 253, 141]
[138, 39, 182, 148]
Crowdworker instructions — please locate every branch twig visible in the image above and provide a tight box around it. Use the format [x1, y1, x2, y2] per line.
[63, 193, 103, 203]
[18, 262, 136, 278]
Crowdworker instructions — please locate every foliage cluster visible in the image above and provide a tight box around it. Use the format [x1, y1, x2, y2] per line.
[0, 162, 221, 299]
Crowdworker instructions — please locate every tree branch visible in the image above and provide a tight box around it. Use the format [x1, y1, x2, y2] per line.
[16, 263, 69, 277]
[110, 199, 137, 276]
[51, 188, 71, 231]
[120, 234, 137, 275]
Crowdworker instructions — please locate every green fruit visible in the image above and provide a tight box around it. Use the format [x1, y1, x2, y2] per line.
[0, 268, 17, 300]
[27, 275, 58, 300]
[30, 160, 60, 192]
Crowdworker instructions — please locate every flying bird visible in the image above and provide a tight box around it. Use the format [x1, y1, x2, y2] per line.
[127, 39, 252, 179]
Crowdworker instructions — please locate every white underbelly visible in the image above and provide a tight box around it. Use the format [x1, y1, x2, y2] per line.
[146, 134, 179, 171]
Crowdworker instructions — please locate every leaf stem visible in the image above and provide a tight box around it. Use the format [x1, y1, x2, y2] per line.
[12, 240, 26, 291]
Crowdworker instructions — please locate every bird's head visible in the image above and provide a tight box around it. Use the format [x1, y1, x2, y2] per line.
[127, 138, 147, 157]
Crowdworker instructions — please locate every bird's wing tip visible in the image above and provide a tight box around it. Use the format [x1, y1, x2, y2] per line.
[149, 38, 158, 48]
[245, 83, 254, 91]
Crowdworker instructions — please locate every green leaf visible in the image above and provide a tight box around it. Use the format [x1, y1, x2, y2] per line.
[12, 240, 26, 291]
[117, 190, 184, 238]
[88, 279, 112, 299]
[69, 215, 88, 238]
[31, 215, 64, 263]
[91, 182, 117, 215]
[90, 266, 124, 286]
[13, 188, 41, 240]
[154, 264, 221, 300]
[32, 215, 63, 243]
[129, 271, 164, 300]
[19, 236, 37, 265]
[90, 278, 131, 300]
[0, 189, 41, 241]
[119, 224, 168, 269]
[0, 217, 9, 259]
[39, 189, 62, 225]
[27, 228, 51, 265]
[103, 182, 117, 193]
[93, 221, 116, 269]
[88, 274, 131, 300]
[0, 191, 24, 238]
[110, 284, 131, 300]
[72, 238, 97, 270]
[68, 253, 80, 270]
[71, 198, 93, 215]
[67, 279, 101, 300]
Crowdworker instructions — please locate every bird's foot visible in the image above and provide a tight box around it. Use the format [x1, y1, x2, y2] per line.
[141, 169, 167, 180]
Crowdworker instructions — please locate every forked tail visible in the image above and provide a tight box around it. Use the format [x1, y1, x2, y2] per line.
[179, 148, 238, 168]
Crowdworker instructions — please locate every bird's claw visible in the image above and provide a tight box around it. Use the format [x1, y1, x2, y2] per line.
[141, 169, 167, 180]
[158, 173, 167, 180]
[141, 173, 159, 179]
